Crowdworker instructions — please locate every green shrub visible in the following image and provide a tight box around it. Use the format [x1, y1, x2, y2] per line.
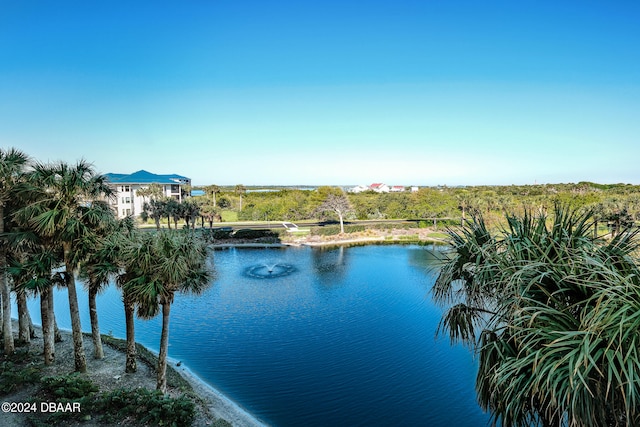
[312, 224, 366, 235]
[232, 229, 278, 239]
[0, 360, 40, 395]
[97, 388, 195, 427]
[40, 374, 98, 399]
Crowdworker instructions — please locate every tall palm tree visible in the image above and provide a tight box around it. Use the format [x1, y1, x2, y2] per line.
[200, 204, 219, 229]
[433, 205, 640, 426]
[78, 212, 130, 359]
[0, 147, 30, 355]
[205, 184, 220, 207]
[181, 200, 200, 230]
[25, 160, 114, 372]
[141, 198, 165, 230]
[165, 198, 180, 229]
[235, 184, 246, 211]
[8, 246, 63, 365]
[121, 230, 210, 392]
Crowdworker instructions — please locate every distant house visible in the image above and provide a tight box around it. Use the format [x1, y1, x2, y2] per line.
[105, 170, 191, 218]
[370, 183, 390, 193]
[410, 186, 419, 193]
[348, 185, 370, 193]
[390, 186, 405, 193]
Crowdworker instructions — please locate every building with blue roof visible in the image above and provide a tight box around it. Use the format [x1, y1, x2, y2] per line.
[105, 170, 191, 218]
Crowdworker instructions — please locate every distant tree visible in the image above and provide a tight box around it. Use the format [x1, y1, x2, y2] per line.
[200, 204, 218, 229]
[181, 200, 200, 229]
[217, 196, 231, 209]
[316, 193, 354, 234]
[235, 184, 246, 211]
[137, 183, 164, 204]
[204, 185, 221, 207]
[165, 198, 180, 229]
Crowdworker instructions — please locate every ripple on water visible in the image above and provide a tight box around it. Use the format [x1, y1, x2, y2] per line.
[244, 263, 297, 279]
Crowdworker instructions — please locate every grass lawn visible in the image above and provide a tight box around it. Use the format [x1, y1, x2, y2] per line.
[220, 211, 238, 222]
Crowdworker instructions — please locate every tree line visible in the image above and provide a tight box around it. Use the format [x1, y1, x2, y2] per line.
[0, 148, 209, 393]
[189, 183, 640, 233]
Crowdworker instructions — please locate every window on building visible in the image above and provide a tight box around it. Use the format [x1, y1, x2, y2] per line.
[171, 184, 180, 193]
[125, 209, 131, 216]
[121, 185, 130, 192]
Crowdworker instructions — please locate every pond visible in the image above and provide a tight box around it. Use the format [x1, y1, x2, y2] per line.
[27, 244, 490, 426]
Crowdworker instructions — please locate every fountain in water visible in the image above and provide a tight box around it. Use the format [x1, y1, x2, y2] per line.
[245, 262, 297, 279]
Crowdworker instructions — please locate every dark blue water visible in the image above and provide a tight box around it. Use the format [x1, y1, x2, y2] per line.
[25, 245, 490, 426]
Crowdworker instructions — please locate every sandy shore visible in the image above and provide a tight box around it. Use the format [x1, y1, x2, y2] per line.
[167, 355, 267, 427]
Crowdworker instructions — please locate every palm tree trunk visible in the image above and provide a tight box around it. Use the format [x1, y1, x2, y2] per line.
[64, 243, 87, 373]
[88, 285, 104, 359]
[16, 290, 30, 344]
[0, 249, 15, 355]
[41, 287, 55, 365]
[124, 295, 137, 373]
[0, 206, 15, 354]
[54, 315, 62, 342]
[156, 298, 172, 393]
[28, 310, 35, 338]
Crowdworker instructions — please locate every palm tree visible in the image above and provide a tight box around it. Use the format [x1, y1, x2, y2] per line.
[121, 230, 210, 392]
[0, 147, 30, 355]
[433, 205, 640, 426]
[9, 246, 63, 365]
[141, 198, 165, 230]
[181, 200, 200, 230]
[205, 184, 221, 207]
[25, 160, 114, 372]
[165, 198, 180, 229]
[235, 184, 246, 211]
[78, 213, 130, 359]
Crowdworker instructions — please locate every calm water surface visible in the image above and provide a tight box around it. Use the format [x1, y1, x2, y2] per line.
[27, 245, 490, 426]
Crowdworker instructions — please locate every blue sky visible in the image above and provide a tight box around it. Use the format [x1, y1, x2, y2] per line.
[1, 1, 639, 186]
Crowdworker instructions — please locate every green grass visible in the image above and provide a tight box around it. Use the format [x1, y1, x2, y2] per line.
[220, 210, 238, 222]
[428, 232, 449, 239]
[287, 228, 311, 235]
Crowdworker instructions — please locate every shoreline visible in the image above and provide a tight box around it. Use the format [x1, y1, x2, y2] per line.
[210, 236, 446, 249]
[6, 322, 267, 427]
[166, 355, 267, 427]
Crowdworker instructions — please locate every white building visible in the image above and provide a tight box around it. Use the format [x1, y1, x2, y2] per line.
[370, 183, 390, 193]
[105, 170, 191, 218]
[348, 185, 371, 193]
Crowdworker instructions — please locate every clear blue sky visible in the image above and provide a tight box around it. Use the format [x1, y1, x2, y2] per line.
[1, 1, 639, 186]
